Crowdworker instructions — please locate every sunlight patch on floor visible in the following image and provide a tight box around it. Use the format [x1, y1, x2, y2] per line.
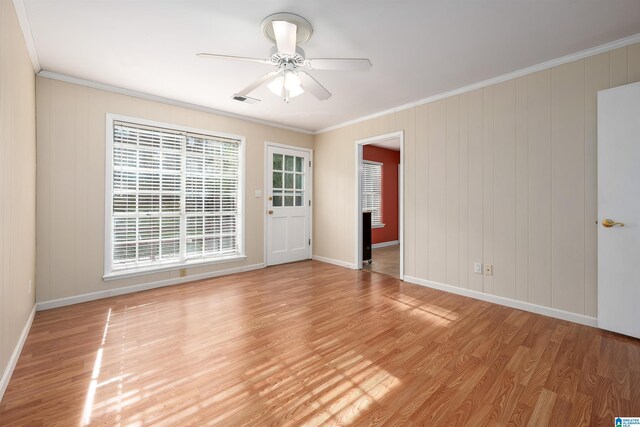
[81, 308, 112, 426]
[304, 363, 400, 425]
[387, 295, 459, 325]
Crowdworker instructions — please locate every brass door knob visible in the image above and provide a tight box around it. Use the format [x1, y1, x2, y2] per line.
[267, 210, 274, 215]
[602, 219, 624, 228]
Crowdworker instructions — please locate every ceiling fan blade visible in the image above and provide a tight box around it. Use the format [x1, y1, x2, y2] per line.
[197, 53, 271, 65]
[237, 71, 280, 97]
[272, 20, 297, 56]
[298, 71, 331, 100]
[306, 58, 372, 71]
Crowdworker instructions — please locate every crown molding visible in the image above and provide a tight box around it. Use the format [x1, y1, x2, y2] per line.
[316, 32, 640, 134]
[37, 71, 316, 135]
[12, 0, 41, 72]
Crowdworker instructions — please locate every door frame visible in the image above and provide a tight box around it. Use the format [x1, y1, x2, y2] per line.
[263, 141, 314, 266]
[354, 131, 404, 280]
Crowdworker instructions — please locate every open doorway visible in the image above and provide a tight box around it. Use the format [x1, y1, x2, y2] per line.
[355, 131, 403, 280]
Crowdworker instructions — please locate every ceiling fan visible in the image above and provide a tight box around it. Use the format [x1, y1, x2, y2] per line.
[197, 12, 372, 103]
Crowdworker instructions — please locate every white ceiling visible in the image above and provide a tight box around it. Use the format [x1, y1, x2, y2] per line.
[370, 138, 400, 151]
[22, 0, 640, 132]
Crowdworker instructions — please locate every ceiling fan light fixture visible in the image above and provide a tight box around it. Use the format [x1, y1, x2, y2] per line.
[284, 70, 303, 97]
[268, 69, 304, 99]
[267, 74, 284, 96]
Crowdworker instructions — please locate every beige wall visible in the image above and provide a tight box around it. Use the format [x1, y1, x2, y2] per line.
[36, 77, 313, 302]
[29, 34, 640, 319]
[0, 0, 37, 383]
[314, 42, 640, 318]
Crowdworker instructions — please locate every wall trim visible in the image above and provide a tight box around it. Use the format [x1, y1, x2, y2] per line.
[37, 71, 315, 135]
[355, 131, 405, 280]
[0, 305, 36, 402]
[36, 263, 265, 311]
[404, 276, 598, 328]
[12, 0, 41, 72]
[312, 255, 357, 270]
[316, 32, 640, 134]
[372, 240, 399, 249]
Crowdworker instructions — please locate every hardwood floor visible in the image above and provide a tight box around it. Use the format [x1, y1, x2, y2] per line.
[1, 261, 638, 426]
[363, 244, 400, 278]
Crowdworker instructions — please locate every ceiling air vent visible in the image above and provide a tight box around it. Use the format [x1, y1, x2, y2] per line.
[232, 94, 260, 104]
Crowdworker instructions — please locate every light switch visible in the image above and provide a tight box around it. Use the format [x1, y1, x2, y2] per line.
[254, 189, 262, 198]
[473, 262, 483, 274]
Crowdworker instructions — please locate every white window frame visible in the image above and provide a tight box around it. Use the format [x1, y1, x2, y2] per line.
[361, 160, 385, 228]
[104, 114, 246, 280]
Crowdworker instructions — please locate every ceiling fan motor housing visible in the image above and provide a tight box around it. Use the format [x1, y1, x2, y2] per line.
[268, 46, 306, 67]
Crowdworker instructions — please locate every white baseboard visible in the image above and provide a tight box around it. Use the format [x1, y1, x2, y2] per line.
[36, 263, 265, 311]
[372, 240, 399, 249]
[1, 304, 36, 402]
[312, 255, 357, 270]
[403, 276, 597, 327]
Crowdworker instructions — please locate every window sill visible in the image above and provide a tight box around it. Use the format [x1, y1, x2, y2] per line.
[103, 254, 247, 281]
[372, 224, 385, 229]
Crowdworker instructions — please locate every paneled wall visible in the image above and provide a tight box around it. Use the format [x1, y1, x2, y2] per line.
[36, 77, 313, 303]
[314, 42, 640, 318]
[0, 0, 36, 389]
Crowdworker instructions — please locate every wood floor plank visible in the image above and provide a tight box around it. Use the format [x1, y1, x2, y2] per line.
[568, 392, 594, 427]
[0, 260, 639, 426]
[527, 388, 557, 426]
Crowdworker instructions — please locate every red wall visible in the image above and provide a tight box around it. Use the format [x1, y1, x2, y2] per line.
[363, 145, 400, 244]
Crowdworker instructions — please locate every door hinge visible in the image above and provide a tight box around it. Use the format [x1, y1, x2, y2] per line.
[309, 160, 311, 167]
[309, 238, 311, 245]
[309, 199, 311, 206]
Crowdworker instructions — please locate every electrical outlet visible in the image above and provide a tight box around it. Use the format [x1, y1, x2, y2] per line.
[28, 279, 32, 294]
[179, 268, 187, 278]
[484, 264, 493, 276]
[473, 262, 483, 274]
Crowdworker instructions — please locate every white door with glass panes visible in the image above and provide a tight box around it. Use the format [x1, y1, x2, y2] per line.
[266, 145, 311, 265]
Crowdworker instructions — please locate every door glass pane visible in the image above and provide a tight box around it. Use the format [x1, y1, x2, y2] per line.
[273, 153, 283, 171]
[285, 155, 294, 171]
[272, 190, 283, 207]
[272, 151, 307, 208]
[284, 173, 294, 189]
[284, 191, 294, 206]
[273, 172, 283, 189]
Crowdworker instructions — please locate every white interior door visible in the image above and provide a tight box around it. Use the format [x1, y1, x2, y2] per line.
[266, 145, 311, 266]
[597, 81, 640, 339]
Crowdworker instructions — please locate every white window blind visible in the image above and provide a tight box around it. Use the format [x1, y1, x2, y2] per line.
[362, 160, 383, 227]
[108, 119, 242, 275]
